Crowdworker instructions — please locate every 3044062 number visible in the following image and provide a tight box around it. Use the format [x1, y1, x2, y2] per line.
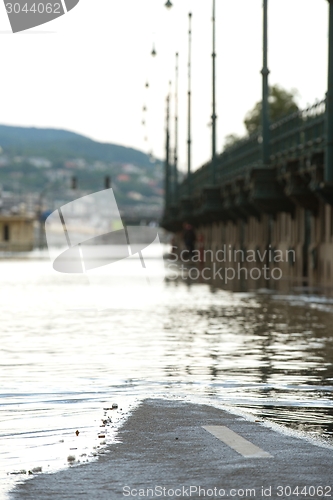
[5, 3, 61, 14]
[276, 486, 332, 497]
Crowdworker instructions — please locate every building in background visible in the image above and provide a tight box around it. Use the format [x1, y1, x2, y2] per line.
[0, 215, 35, 252]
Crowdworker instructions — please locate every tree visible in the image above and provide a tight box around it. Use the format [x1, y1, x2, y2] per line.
[244, 84, 299, 135]
[223, 133, 242, 149]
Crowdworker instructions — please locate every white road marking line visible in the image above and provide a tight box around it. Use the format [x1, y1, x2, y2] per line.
[202, 426, 273, 458]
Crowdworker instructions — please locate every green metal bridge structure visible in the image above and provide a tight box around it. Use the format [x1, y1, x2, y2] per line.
[161, 1, 333, 235]
[163, 98, 326, 230]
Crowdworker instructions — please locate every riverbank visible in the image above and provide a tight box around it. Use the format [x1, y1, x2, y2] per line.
[10, 399, 333, 499]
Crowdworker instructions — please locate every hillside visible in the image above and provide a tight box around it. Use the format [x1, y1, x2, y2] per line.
[0, 125, 164, 219]
[0, 125, 153, 168]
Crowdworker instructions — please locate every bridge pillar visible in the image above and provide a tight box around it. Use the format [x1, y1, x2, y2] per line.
[326, 0, 333, 182]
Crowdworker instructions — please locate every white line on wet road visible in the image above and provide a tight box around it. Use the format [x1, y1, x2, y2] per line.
[203, 426, 273, 458]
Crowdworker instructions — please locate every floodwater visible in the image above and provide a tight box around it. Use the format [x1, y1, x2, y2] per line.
[1, 252, 333, 499]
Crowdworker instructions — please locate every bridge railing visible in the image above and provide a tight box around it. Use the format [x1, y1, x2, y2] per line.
[270, 99, 326, 158]
[178, 163, 211, 199]
[176, 99, 326, 202]
[217, 132, 261, 182]
[177, 133, 262, 200]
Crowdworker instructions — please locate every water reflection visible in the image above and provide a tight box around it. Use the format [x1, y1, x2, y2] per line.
[164, 279, 333, 439]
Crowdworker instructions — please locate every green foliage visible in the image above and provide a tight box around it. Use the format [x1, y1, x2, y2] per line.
[244, 85, 299, 135]
[223, 133, 242, 149]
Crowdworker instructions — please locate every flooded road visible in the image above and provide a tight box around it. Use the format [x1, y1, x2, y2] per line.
[0, 255, 332, 498]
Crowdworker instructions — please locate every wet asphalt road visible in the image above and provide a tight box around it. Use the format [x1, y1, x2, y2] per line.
[11, 399, 333, 500]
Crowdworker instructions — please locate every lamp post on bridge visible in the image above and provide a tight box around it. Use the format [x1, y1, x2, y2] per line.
[262, 0, 270, 166]
[211, 0, 217, 184]
[315, 0, 333, 203]
[201, 0, 223, 218]
[163, 1, 180, 211]
[173, 52, 179, 203]
[163, 4, 193, 223]
[326, 0, 333, 183]
[187, 12, 192, 197]
[175, 11, 193, 224]
[164, 83, 171, 212]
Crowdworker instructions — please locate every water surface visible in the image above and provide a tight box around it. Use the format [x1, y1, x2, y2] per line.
[1, 256, 332, 499]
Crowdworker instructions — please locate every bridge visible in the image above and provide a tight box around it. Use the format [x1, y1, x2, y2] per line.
[161, 1, 333, 289]
[163, 98, 326, 227]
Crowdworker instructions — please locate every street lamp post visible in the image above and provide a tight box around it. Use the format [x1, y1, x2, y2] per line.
[173, 52, 179, 203]
[326, 0, 333, 183]
[201, 0, 222, 218]
[187, 12, 192, 197]
[211, 0, 217, 184]
[261, 0, 270, 166]
[164, 87, 171, 210]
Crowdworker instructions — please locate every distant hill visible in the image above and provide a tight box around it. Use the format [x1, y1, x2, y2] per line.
[0, 125, 153, 168]
[0, 125, 163, 219]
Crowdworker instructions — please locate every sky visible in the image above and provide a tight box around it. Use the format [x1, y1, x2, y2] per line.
[0, 0, 329, 172]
